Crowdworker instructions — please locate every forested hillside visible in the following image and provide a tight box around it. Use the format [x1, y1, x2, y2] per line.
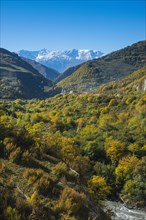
[0, 67, 146, 219]
[58, 41, 146, 92]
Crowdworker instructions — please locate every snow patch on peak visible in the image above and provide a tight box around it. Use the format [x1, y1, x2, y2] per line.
[18, 49, 103, 72]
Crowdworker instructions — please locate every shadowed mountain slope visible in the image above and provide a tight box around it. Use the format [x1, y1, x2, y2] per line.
[0, 48, 58, 99]
[22, 57, 60, 81]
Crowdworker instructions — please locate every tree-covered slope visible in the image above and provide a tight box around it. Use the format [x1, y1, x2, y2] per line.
[0, 67, 146, 219]
[97, 67, 146, 94]
[22, 57, 60, 81]
[55, 63, 82, 83]
[0, 48, 58, 99]
[58, 41, 146, 92]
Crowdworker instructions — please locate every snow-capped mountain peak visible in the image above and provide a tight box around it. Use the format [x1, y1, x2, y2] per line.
[18, 49, 103, 72]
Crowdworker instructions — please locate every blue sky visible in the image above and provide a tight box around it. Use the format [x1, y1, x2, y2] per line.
[1, 0, 145, 53]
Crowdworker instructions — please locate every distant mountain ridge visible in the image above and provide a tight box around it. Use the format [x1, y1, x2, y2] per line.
[18, 49, 103, 72]
[58, 41, 146, 92]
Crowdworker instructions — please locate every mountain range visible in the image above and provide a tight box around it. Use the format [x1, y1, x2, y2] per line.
[18, 49, 103, 72]
[0, 40, 145, 99]
[58, 41, 146, 92]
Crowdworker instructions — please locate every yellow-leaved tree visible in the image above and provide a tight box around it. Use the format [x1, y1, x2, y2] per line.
[115, 155, 139, 186]
[88, 175, 111, 200]
[104, 137, 126, 163]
